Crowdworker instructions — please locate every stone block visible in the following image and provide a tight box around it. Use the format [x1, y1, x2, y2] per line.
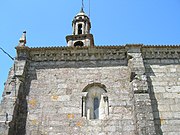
[58, 83, 67, 89]
[104, 126, 116, 132]
[160, 112, 174, 119]
[161, 124, 180, 132]
[113, 106, 130, 114]
[163, 93, 180, 99]
[152, 81, 168, 86]
[58, 107, 80, 114]
[152, 86, 166, 93]
[121, 131, 135, 135]
[173, 112, 180, 118]
[109, 99, 131, 106]
[98, 133, 106, 135]
[170, 104, 180, 111]
[166, 86, 180, 93]
[157, 99, 175, 105]
[165, 120, 180, 125]
[167, 132, 180, 135]
[122, 124, 135, 132]
[158, 105, 171, 111]
[51, 95, 70, 102]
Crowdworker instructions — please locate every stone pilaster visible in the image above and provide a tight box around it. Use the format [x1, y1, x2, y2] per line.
[0, 58, 28, 134]
[126, 44, 156, 135]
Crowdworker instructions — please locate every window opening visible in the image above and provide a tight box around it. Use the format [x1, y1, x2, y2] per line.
[78, 24, 83, 34]
[82, 83, 109, 120]
[94, 97, 99, 119]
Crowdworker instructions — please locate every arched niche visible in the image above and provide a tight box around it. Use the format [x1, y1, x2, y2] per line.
[82, 83, 109, 120]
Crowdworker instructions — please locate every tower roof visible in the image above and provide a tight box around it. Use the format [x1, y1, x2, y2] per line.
[75, 8, 88, 17]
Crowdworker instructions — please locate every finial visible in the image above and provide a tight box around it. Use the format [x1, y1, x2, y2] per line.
[80, 7, 84, 13]
[18, 31, 26, 47]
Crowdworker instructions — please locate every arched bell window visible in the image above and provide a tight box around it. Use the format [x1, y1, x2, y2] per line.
[78, 24, 83, 34]
[82, 83, 109, 120]
[74, 41, 84, 47]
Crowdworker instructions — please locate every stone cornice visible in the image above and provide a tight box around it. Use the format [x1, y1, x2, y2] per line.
[29, 45, 125, 51]
[26, 46, 127, 61]
[142, 46, 180, 59]
[142, 45, 180, 48]
[15, 45, 180, 61]
[66, 34, 94, 42]
[17, 44, 180, 51]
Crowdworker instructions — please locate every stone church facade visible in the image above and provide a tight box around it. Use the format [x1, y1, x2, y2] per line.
[0, 8, 180, 135]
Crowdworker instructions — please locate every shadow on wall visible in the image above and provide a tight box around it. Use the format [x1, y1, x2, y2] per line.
[32, 60, 128, 70]
[145, 64, 163, 135]
[8, 68, 37, 135]
[8, 83, 27, 135]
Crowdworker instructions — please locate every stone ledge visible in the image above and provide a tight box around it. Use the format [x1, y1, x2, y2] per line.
[142, 47, 180, 59]
[29, 47, 127, 61]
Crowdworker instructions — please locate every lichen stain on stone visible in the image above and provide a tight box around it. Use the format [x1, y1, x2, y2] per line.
[160, 118, 165, 125]
[76, 121, 82, 127]
[28, 99, 37, 107]
[31, 119, 38, 125]
[67, 114, 74, 119]
[51, 95, 59, 101]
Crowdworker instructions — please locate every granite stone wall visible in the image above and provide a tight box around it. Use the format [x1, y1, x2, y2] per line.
[144, 59, 180, 135]
[25, 60, 137, 135]
[0, 45, 179, 135]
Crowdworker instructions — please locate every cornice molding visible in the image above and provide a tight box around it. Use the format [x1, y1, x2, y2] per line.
[15, 45, 180, 61]
[28, 46, 126, 61]
[142, 47, 180, 59]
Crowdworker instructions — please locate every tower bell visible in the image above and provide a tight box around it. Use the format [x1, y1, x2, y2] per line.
[66, 8, 94, 47]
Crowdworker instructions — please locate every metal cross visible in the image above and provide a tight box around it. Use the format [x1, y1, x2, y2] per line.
[82, 0, 84, 10]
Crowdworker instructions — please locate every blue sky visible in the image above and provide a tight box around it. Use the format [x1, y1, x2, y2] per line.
[0, 0, 180, 100]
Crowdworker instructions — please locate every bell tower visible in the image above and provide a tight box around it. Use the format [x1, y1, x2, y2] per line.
[66, 8, 94, 47]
